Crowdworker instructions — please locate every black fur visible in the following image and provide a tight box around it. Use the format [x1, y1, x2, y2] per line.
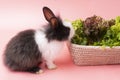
[4, 29, 42, 73]
[45, 18, 70, 42]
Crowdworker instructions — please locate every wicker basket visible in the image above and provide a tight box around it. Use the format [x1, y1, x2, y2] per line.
[70, 44, 120, 66]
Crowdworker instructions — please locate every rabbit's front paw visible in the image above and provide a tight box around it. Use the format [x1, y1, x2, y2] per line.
[47, 63, 57, 70]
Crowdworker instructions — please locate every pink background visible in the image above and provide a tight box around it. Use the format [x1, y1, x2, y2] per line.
[0, 0, 120, 80]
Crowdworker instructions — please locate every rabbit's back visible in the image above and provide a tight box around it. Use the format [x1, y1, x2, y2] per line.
[4, 29, 42, 71]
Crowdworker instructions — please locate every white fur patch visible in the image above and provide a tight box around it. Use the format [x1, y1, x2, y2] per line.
[34, 29, 65, 61]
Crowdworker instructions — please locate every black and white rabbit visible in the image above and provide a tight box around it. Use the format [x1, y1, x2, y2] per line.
[3, 7, 74, 73]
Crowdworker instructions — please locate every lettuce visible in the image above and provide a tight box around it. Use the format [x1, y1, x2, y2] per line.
[71, 19, 87, 45]
[71, 16, 120, 47]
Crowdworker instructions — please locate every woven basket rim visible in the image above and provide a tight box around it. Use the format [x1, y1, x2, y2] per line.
[71, 43, 120, 49]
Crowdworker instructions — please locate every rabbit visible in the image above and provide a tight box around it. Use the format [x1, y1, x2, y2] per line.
[3, 6, 75, 74]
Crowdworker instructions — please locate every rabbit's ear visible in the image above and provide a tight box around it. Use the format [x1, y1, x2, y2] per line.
[43, 7, 56, 22]
[50, 17, 59, 28]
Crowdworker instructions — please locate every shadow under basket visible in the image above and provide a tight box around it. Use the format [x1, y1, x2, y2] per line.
[70, 44, 120, 66]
